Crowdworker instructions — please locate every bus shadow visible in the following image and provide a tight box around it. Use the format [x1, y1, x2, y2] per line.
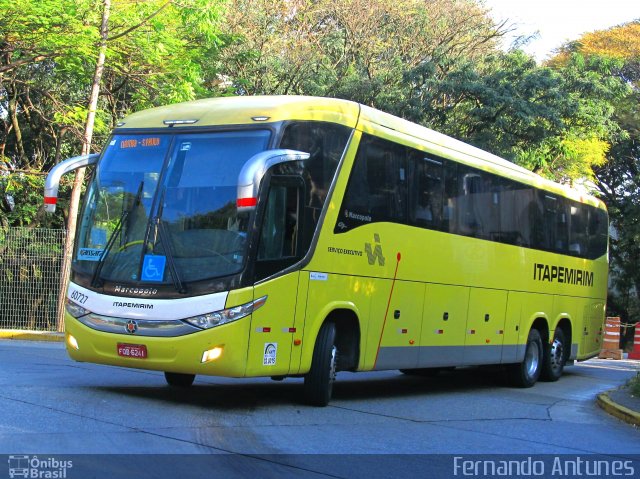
[94, 366, 512, 410]
[333, 367, 506, 402]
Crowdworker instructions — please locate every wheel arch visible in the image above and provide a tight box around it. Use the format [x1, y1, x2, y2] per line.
[529, 316, 550, 345]
[553, 315, 573, 360]
[515, 316, 550, 363]
[300, 301, 362, 373]
[325, 308, 361, 371]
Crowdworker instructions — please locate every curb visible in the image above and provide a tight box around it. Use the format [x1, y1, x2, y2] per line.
[0, 329, 64, 342]
[597, 390, 640, 427]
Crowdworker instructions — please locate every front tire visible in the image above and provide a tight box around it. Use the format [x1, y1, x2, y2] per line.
[508, 329, 543, 388]
[303, 322, 338, 407]
[541, 328, 567, 382]
[164, 372, 195, 387]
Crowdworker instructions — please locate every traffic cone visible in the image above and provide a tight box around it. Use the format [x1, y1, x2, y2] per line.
[628, 322, 640, 360]
[599, 317, 622, 360]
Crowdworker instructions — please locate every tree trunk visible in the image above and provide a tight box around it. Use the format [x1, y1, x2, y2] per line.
[8, 89, 26, 162]
[57, 0, 111, 331]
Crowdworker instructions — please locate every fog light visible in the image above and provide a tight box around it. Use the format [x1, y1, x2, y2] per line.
[67, 334, 79, 350]
[201, 347, 223, 363]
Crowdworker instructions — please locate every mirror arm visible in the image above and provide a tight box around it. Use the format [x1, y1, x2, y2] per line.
[44, 154, 99, 213]
[236, 149, 309, 211]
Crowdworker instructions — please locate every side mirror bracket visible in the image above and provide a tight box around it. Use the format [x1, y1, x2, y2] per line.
[44, 154, 99, 213]
[236, 149, 309, 212]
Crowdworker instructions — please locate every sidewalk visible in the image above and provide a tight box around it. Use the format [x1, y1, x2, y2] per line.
[0, 329, 63, 342]
[597, 381, 640, 427]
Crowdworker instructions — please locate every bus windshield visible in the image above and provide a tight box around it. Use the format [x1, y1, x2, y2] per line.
[74, 130, 271, 286]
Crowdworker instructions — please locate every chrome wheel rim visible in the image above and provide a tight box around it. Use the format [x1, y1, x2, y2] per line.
[329, 345, 337, 382]
[525, 340, 540, 379]
[548, 337, 564, 373]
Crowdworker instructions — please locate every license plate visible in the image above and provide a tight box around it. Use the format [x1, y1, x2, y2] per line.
[117, 343, 148, 359]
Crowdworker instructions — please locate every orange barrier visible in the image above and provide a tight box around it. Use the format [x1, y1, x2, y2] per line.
[628, 322, 640, 360]
[599, 317, 622, 360]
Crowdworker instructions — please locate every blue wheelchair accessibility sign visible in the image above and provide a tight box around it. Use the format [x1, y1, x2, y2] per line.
[141, 255, 166, 282]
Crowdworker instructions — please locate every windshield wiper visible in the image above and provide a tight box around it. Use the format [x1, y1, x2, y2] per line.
[155, 217, 186, 294]
[91, 181, 144, 288]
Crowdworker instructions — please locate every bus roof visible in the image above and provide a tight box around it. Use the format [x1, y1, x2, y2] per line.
[117, 95, 604, 209]
[118, 95, 361, 130]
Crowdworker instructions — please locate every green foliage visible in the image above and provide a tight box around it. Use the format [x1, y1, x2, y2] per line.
[400, 51, 629, 184]
[0, 172, 71, 228]
[1, 0, 227, 174]
[564, 23, 640, 322]
[215, 0, 505, 99]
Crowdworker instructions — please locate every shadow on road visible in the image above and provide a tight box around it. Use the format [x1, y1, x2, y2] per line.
[92, 365, 522, 410]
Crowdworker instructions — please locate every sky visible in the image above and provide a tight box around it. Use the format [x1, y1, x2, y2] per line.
[483, 0, 639, 61]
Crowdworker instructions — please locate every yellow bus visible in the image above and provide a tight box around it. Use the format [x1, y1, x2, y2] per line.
[45, 96, 608, 406]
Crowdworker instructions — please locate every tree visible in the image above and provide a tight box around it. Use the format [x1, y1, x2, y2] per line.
[0, 0, 99, 170]
[0, 0, 225, 174]
[400, 50, 629, 185]
[215, 0, 509, 102]
[1, 0, 227, 329]
[572, 22, 640, 322]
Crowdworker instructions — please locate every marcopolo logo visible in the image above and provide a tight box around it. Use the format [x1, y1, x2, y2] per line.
[7, 455, 73, 478]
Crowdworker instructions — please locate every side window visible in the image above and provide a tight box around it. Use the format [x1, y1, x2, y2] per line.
[588, 207, 609, 259]
[443, 161, 458, 234]
[499, 182, 535, 247]
[452, 165, 489, 239]
[569, 203, 588, 256]
[410, 152, 443, 228]
[486, 175, 506, 242]
[491, 178, 516, 245]
[543, 194, 569, 254]
[337, 135, 407, 232]
[255, 176, 304, 280]
[279, 121, 351, 220]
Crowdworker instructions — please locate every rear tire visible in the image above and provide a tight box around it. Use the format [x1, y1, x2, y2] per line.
[164, 372, 195, 387]
[508, 329, 543, 388]
[303, 322, 338, 407]
[541, 328, 567, 382]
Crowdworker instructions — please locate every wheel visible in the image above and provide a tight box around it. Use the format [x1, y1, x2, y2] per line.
[508, 328, 543, 388]
[164, 372, 195, 387]
[541, 328, 567, 382]
[303, 322, 338, 407]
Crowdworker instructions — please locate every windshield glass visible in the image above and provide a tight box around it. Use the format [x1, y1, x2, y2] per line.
[74, 130, 271, 286]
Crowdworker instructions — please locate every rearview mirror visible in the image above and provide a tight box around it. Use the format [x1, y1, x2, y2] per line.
[236, 149, 309, 212]
[44, 154, 99, 213]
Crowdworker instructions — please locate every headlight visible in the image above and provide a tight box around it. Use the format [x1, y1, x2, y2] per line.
[66, 300, 91, 318]
[183, 296, 267, 330]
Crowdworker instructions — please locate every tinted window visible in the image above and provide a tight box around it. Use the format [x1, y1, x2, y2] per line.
[253, 121, 352, 281]
[279, 121, 351, 215]
[336, 133, 607, 260]
[569, 204, 588, 256]
[338, 135, 407, 231]
[588, 208, 609, 258]
[410, 152, 443, 228]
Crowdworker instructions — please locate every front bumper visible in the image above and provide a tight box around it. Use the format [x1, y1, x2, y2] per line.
[64, 312, 251, 377]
